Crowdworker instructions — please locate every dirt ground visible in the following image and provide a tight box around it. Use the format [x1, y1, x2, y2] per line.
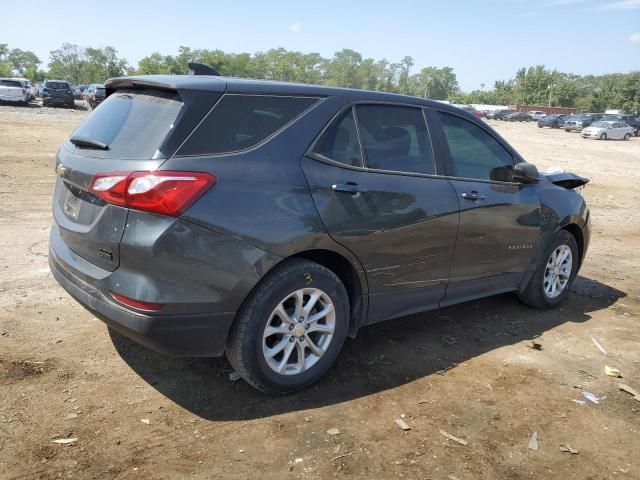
[0, 103, 639, 480]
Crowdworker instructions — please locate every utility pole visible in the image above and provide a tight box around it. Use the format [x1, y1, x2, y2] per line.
[548, 84, 554, 107]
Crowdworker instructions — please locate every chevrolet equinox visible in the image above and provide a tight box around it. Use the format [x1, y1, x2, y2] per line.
[49, 75, 590, 393]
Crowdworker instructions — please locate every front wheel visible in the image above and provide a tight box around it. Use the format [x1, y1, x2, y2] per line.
[599, 133, 607, 140]
[518, 230, 579, 309]
[226, 259, 349, 394]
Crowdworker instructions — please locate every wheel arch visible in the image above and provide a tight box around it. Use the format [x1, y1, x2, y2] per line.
[290, 249, 367, 337]
[560, 223, 584, 267]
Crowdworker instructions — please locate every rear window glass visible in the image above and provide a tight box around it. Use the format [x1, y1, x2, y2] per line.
[0, 80, 22, 87]
[46, 82, 69, 89]
[96, 88, 106, 94]
[69, 89, 182, 159]
[177, 94, 318, 156]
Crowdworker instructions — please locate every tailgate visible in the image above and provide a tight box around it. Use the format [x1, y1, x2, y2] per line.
[52, 88, 185, 271]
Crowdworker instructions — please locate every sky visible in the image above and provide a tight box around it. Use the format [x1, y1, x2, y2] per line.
[1, 0, 639, 91]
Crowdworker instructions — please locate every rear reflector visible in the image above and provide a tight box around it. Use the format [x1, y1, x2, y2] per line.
[110, 292, 164, 312]
[90, 171, 216, 216]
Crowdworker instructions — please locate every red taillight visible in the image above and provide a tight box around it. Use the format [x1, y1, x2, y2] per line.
[90, 171, 216, 216]
[110, 292, 163, 312]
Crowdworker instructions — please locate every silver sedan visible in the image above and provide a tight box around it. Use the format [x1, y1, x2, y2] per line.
[581, 121, 634, 140]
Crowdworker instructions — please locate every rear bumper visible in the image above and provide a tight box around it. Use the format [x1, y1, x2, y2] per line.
[44, 96, 74, 105]
[0, 95, 28, 102]
[49, 244, 235, 357]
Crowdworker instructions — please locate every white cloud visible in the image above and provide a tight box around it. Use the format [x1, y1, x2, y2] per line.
[289, 22, 301, 33]
[630, 32, 640, 42]
[599, 0, 640, 10]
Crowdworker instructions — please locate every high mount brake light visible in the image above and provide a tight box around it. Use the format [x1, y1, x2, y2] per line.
[90, 171, 216, 217]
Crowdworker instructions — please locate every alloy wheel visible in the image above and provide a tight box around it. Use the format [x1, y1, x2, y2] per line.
[262, 288, 336, 375]
[543, 245, 573, 299]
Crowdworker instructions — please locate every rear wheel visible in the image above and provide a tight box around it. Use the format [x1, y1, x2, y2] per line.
[226, 259, 349, 394]
[599, 133, 607, 140]
[518, 230, 578, 309]
[565, 128, 570, 132]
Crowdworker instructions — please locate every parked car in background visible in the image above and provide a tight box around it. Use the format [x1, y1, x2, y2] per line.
[0, 78, 30, 104]
[49, 74, 590, 393]
[563, 114, 601, 132]
[538, 114, 569, 129]
[581, 121, 634, 140]
[527, 111, 546, 120]
[504, 111, 531, 122]
[491, 109, 516, 120]
[41, 80, 75, 108]
[601, 114, 639, 136]
[457, 105, 483, 117]
[12, 78, 36, 101]
[76, 84, 88, 99]
[85, 84, 106, 110]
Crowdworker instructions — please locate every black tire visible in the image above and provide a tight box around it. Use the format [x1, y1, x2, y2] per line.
[599, 133, 607, 140]
[518, 230, 579, 309]
[225, 259, 349, 394]
[565, 129, 570, 132]
[538, 124, 543, 128]
[623, 133, 630, 141]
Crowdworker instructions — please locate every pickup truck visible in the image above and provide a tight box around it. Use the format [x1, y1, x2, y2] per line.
[0, 78, 30, 104]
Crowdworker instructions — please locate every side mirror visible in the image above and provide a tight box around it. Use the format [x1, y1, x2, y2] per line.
[513, 162, 539, 184]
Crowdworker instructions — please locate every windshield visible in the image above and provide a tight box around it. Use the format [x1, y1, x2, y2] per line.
[590, 121, 610, 128]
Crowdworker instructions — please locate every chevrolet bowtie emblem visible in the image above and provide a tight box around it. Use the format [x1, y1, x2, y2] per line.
[56, 164, 68, 177]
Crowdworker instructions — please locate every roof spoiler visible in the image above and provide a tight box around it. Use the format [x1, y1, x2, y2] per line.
[188, 63, 221, 76]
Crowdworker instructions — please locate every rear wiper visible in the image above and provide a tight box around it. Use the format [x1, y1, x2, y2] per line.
[69, 136, 109, 150]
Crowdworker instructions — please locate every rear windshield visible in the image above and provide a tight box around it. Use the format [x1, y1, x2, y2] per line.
[69, 89, 182, 159]
[96, 88, 106, 95]
[46, 82, 70, 90]
[0, 80, 22, 88]
[177, 94, 318, 156]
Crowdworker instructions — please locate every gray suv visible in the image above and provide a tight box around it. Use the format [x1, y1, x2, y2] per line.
[49, 75, 590, 393]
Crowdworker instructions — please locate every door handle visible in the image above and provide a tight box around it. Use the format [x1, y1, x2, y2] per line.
[461, 191, 485, 201]
[332, 182, 367, 194]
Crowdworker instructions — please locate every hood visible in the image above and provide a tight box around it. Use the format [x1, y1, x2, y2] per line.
[543, 171, 589, 189]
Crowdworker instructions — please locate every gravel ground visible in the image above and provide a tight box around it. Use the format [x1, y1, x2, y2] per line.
[0, 105, 639, 480]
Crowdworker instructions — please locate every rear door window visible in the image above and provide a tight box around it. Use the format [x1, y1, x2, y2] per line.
[438, 111, 515, 182]
[311, 108, 363, 167]
[355, 104, 435, 175]
[69, 89, 182, 159]
[177, 94, 318, 156]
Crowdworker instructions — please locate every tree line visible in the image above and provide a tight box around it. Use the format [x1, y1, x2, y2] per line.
[1, 42, 638, 113]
